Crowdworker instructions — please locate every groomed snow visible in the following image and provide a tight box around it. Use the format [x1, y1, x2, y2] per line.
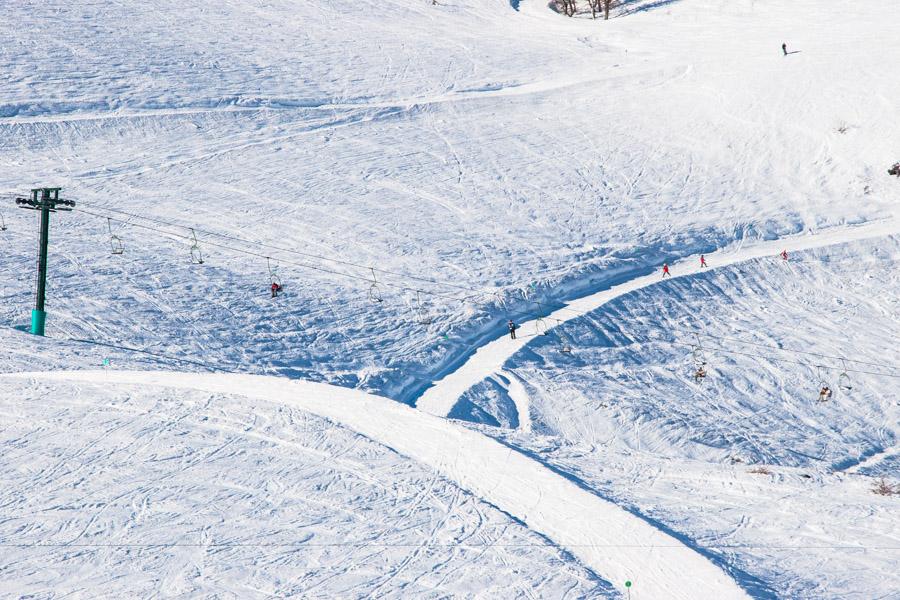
[2, 370, 750, 600]
[452, 235, 900, 597]
[0, 377, 607, 598]
[416, 217, 899, 417]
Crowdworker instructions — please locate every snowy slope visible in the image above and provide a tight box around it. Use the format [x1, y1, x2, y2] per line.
[2, 0, 900, 598]
[0, 375, 607, 599]
[447, 235, 900, 598]
[1, 370, 750, 600]
[2, 0, 898, 398]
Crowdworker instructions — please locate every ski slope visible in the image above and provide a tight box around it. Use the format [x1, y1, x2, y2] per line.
[2, 0, 900, 597]
[448, 234, 900, 597]
[0, 375, 608, 598]
[2, 0, 899, 399]
[1, 370, 749, 600]
[416, 217, 900, 417]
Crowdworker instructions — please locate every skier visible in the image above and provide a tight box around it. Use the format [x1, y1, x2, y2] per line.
[508, 319, 517, 340]
[662, 263, 671, 278]
[694, 364, 707, 383]
[780, 249, 788, 261]
[271, 282, 283, 298]
[818, 386, 832, 402]
[782, 43, 788, 56]
[700, 255, 708, 268]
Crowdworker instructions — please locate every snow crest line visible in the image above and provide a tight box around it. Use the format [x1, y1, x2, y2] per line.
[2, 370, 749, 600]
[415, 217, 900, 419]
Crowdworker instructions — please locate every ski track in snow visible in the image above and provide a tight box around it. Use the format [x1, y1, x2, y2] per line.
[415, 217, 900, 419]
[1, 369, 751, 600]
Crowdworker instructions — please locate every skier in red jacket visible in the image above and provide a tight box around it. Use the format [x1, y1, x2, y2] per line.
[662, 263, 671, 278]
[780, 250, 788, 261]
[700, 255, 708, 268]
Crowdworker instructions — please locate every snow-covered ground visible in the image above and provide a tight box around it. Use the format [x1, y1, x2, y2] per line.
[0, 375, 610, 599]
[2, 0, 899, 597]
[447, 236, 900, 598]
[2, 0, 898, 398]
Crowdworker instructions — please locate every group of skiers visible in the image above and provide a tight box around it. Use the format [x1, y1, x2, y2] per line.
[660, 249, 789, 279]
[504, 250, 792, 339]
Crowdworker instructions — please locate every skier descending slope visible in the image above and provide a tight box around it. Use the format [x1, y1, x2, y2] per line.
[662, 263, 671, 278]
[781, 249, 789, 261]
[508, 319, 518, 340]
[700, 255, 708, 268]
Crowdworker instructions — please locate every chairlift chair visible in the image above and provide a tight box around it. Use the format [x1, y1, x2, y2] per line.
[693, 362, 708, 384]
[816, 365, 833, 402]
[189, 228, 204, 264]
[267, 257, 283, 287]
[415, 291, 432, 325]
[107, 218, 124, 255]
[533, 302, 550, 336]
[690, 334, 710, 384]
[838, 360, 852, 392]
[554, 319, 573, 353]
[266, 257, 283, 297]
[368, 268, 383, 303]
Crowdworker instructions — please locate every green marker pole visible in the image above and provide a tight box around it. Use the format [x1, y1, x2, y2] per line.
[625, 580, 632, 600]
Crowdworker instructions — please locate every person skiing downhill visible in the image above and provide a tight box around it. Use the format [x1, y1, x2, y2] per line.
[662, 263, 671, 278]
[508, 319, 517, 340]
[700, 255, 708, 268]
[782, 43, 788, 56]
[271, 282, 283, 298]
[780, 249, 788, 261]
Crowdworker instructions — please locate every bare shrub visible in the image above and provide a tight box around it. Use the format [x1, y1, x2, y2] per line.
[872, 478, 898, 496]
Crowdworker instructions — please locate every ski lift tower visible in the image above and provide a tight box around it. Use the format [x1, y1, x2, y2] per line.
[16, 188, 75, 336]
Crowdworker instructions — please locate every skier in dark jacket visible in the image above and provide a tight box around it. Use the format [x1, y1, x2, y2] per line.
[508, 319, 517, 340]
[271, 282, 283, 298]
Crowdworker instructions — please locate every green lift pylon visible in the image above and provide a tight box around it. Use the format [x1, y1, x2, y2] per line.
[16, 188, 75, 336]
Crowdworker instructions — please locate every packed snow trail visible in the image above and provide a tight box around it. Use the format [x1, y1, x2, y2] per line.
[415, 217, 900, 418]
[2, 370, 750, 600]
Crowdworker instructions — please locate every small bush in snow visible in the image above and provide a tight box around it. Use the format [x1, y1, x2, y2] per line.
[872, 478, 898, 496]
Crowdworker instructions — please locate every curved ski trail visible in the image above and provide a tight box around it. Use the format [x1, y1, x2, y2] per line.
[3, 369, 749, 600]
[415, 217, 900, 418]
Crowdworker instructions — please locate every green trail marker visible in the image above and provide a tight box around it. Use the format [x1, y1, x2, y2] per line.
[15, 188, 75, 336]
[625, 579, 632, 600]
